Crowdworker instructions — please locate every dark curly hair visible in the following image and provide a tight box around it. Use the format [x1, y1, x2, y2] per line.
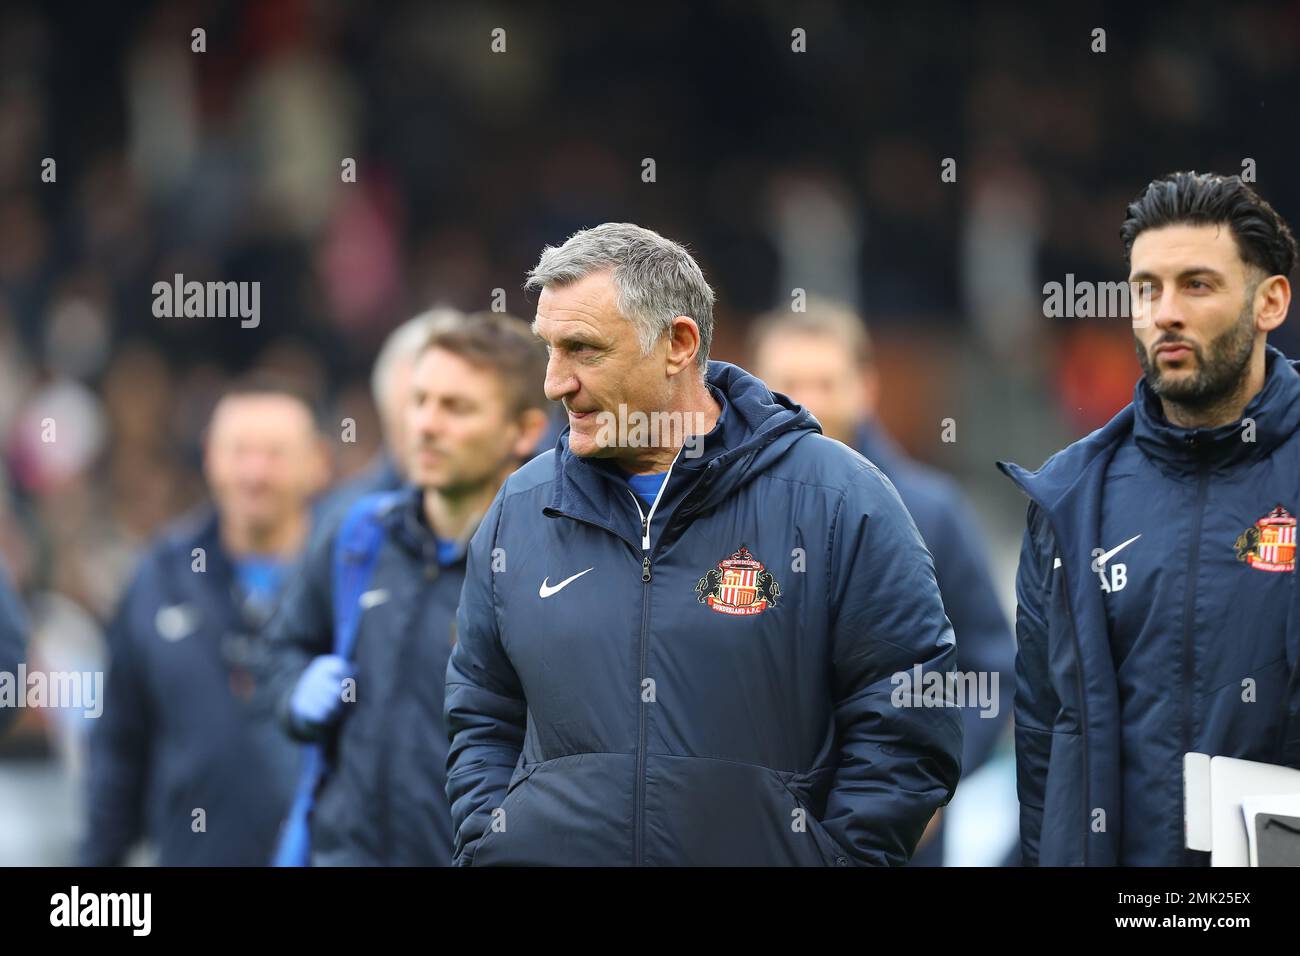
[1120, 171, 1297, 279]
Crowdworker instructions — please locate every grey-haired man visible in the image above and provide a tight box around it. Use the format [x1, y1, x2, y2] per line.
[444, 222, 962, 866]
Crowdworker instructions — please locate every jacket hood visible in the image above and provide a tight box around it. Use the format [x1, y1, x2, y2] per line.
[1132, 344, 1300, 475]
[999, 345, 1300, 506]
[380, 484, 471, 567]
[681, 360, 821, 510]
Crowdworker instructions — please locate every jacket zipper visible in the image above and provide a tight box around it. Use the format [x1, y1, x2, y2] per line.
[631, 488, 651, 868]
[1180, 461, 1210, 864]
[546, 457, 693, 866]
[625, 460, 676, 866]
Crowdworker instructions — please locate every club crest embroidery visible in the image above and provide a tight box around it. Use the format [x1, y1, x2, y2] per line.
[695, 545, 780, 616]
[1234, 505, 1296, 573]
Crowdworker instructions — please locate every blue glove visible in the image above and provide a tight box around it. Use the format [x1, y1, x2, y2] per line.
[290, 654, 354, 729]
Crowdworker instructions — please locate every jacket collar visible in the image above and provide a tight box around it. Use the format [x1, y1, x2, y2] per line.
[173, 508, 264, 630]
[1132, 345, 1300, 476]
[545, 361, 819, 549]
[383, 484, 471, 568]
[1000, 347, 1300, 518]
[192, 509, 236, 588]
[853, 420, 906, 476]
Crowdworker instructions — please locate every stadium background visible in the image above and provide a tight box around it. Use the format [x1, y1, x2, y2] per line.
[1, 0, 1298, 864]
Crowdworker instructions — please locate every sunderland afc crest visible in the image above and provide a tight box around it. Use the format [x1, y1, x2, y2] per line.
[1235, 504, 1297, 573]
[695, 545, 780, 616]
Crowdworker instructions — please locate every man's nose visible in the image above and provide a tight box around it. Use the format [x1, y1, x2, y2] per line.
[238, 452, 275, 486]
[414, 403, 443, 438]
[544, 355, 578, 403]
[1152, 290, 1184, 331]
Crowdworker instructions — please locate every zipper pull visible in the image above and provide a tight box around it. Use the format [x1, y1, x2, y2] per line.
[642, 555, 652, 582]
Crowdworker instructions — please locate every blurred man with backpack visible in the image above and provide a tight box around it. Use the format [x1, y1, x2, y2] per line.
[267, 311, 548, 866]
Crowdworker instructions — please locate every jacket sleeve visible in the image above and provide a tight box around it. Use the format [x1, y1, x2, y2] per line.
[820, 464, 964, 866]
[262, 518, 337, 742]
[81, 561, 154, 866]
[443, 490, 527, 867]
[928, 489, 1015, 773]
[0, 565, 27, 736]
[1012, 501, 1060, 866]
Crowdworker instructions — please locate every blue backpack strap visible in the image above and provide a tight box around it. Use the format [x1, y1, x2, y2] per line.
[271, 489, 404, 867]
[330, 490, 404, 660]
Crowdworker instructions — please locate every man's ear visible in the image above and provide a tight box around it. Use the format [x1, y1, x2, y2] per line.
[1256, 274, 1291, 333]
[511, 407, 551, 459]
[665, 316, 702, 377]
[860, 365, 880, 419]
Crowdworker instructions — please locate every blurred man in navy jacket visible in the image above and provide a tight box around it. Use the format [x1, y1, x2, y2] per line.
[751, 299, 1015, 865]
[268, 311, 548, 865]
[82, 377, 328, 865]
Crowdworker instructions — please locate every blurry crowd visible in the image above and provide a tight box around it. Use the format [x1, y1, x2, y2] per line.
[0, 0, 1298, 863]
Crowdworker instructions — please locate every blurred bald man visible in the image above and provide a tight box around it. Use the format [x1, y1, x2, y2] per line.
[315, 312, 442, 529]
[83, 377, 329, 866]
[750, 300, 1014, 866]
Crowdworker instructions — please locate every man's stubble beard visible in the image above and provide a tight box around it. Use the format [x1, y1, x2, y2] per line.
[1135, 297, 1257, 413]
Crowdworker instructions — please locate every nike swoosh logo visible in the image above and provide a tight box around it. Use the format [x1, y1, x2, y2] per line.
[1096, 533, 1142, 566]
[539, 567, 594, 598]
[359, 589, 389, 609]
